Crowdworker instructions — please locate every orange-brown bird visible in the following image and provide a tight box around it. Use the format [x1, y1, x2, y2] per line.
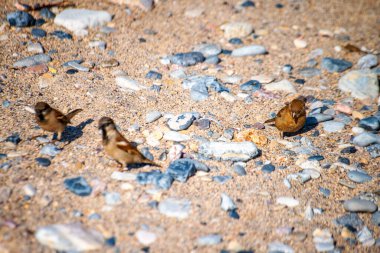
[98, 117, 159, 169]
[264, 96, 307, 138]
[34, 102, 82, 141]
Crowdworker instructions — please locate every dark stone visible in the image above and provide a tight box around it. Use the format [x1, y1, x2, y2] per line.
[105, 237, 116, 247]
[140, 147, 154, 161]
[194, 119, 210, 129]
[341, 146, 357, 154]
[66, 69, 78, 74]
[228, 209, 240, 219]
[261, 164, 275, 173]
[7, 11, 36, 27]
[233, 164, 247, 176]
[338, 156, 350, 165]
[358, 116, 380, 131]
[221, 49, 232, 55]
[40, 8, 55, 19]
[334, 213, 364, 230]
[240, 80, 261, 91]
[319, 187, 331, 197]
[6, 133, 21, 145]
[171, 52, 205, 66]
[63, 176, 92, 197]
[35, 18, 46, 26]
[166, 158, 197, 182]
[139, 38, 146, 43]
[295, 79, 305, 84]
[0, 154, 6, 159]
[148, 200, 159, 209]
[145, 70, 162, 80]
[50, 30, 72, 40]
[136, 170, 162, 185]
[275, 3, 284, 8]
[213, 175, 232, 184]
[308, 155, 324, 161]
[31, 28, 47, 38]
[241, 1, 255, 7]
[35, 157, 51, 167]
[321, 57, 352, 73]
[229, 38, 243, 45]
[150, 84, 161, 92]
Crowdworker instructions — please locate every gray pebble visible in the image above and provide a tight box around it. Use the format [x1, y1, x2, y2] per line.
[343, 198, 378, 213]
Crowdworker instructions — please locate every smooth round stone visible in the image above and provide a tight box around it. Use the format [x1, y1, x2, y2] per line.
[306, 59, 318, 67]
[240, 80, 261, 91]
[347, 170, 372, 183]
[293, 38, 307, 48]
[322, 121, 345, 133]
[306, 113, 333, 126]
[40, 8, 55, 19]
[353, 132, 380, 147]
[276, 197, 299, 207]
[264, 79, 296, 93]
[319, 187, 330, 197]
[341, 146, 357, 154]
[32, 28, 47, 38]
[231, 45, 267, 57]
[298, 67, 321, 77]
[338, 70, 379, 100]
[220, 22, 253, 38]
[35, 157, 51, 167]
[343, 198, 378, 213]
[372, 211, 380, 226]
[170, 52, 205, 67]
[68, 61, 89, 72]
[204, 55, 220, 64]
[167, 113, 195, 131]
[308, 155, 324, 161]
[64, 177, 92, 197]
[338, 156, 350, 165]
[7, 11, 36, 27]
[100, 59, 119, 68]
[282, 64, 293, 73]
[116, 76, 145, 91]
[357, 54, 378, 69]
[261, 164, 275, 173]
[197, 234, 222, 246]
[359, 116, 380, 131]
[66, 69, 78, 74]
[322, 57, 352, 73]
[241, 0, 255, 7]
[229, 38, 243, 45]
[250, 75, 274, 84]
[50, 30, 72, 40]
[145, 70, 162, 80]
[193, 43, 221, 57]
[145, 111, 162, 123]
[233, 164, 247, 176]
[136, 230, 157, 245]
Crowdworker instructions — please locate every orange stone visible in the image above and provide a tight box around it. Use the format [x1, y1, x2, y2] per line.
[25, 64, 48, 74]
[235, 129, 268, 146]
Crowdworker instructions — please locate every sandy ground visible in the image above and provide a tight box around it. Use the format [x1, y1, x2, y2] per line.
[0, 0, 379, 252]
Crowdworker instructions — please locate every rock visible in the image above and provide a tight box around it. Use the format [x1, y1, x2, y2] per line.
[306, 59, 318, 67]
[282, 64, 293, 73]
[347, 170, 372, 183]
[190, 82, 209, 101]
[0, 187, 12, 204]
[221, 193, 237, 211]
[184, 7, 204, 17]
[64, 177, 92, 197]
[322, 121, 345, 133]
[322, 57, 352, 73]
[197, 234, 222, 246]
[312, 229, 334, 252]
[25, 63, 48, 74]
[371, 211, 380, 226]
[136, 170, 162, 185]
[262, 164, 275, 173]
[146, 70, 162, 80]
[170, 52, 205, 67]
[14, 54, 52, 68]
[100, 59, 119, 68]
[204, 55, 220, 64]
[27, 42, 44, 53]
[220, 91, 236, 102]
[88, 40, 106, 50]
[136, 230, 157, 245]
[145, 111, 162, 123]
[104, 192, 121, 206]
[213, 175, 232, 184]
[7, 11, 35, 27]
[170, 69, 186, 79]
[111, 171, 137, 181]
[276, 197, 299, 207]
[40, 8, 55, 19]
[23, 184, 36, 197]
[116, 76, 146, 91]
[293, 38, 307, 48]
[154, 174, 174, 190]
[40, 144, 61, 157]
[50, 30, 72, 40]
[366, 144, 380, 158]
[334, 213, 364, 229]
[309, 48, 324, 59]
[229, 38, 243, 45]
[353, 132, 380, 147]
[220, 22, 253, 38]
[359, 116, 380, 131]
[199, 141, 259, 162]
[163, 131, 190, 142]
[251, 75, 274, 84]
[240, 80, 261, 91]
[357, 54, 378, 69]
[233, 164, 247, 176]
[268, 242, 294, 253]
[32, 28, 47, 38]
[264, 80, 296, 93]
[167, 113, 195, 131]
[306, 114, 333, 125]
[35, 157, 51, 167]
[194, 119, 210, 129]
[158, 198, 191, 219]
[338, 70, 379, 100]
[68, 61, 89, 72]
[231, 45, 267, 57]
[166, 158, 197, 183]
[54, 9, 112, 35]
[35, 223, 103, 251]
[357, 226, 375, 246]
[343, 198, 377, 213]
[193, 43, 221, 57]
[298, 67, 321, 77]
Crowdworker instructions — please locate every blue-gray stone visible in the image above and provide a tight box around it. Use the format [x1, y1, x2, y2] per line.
[223, 128, 235, 140]
[334, 213, 364, 229]
[359, 116, 380, 131]
[372, 211, 380, 226]
[193, 44, 221, 57]
[40, 144, 61, 157]
[348, 170, 372, 183]
[50, 30, 72, 40]
[140, 147, 154, 161]
[338, 156, 350, 165]
[197, 234, 222, 246]
[166, 158, 197, 183]
[353, 132, 380, 147]
[212, 175, 232, 184]
[0, 162, 11, 171]
[229, 38, 243, 44]
[357, 54, 378, 69]
[154, 174, 174, 190]
[338, 70, 379, 100]
[240, 80, 261, 91]
[366, 144, 380, 158]
[322, 121, 345, 133]
[105, 192, 121, 206]
[191, 82, 209, 101]
[343, 198, 378, 213]
[66, 69, 78, 75]
[204, 55, 220, 64]
[88, 213, 101, 220]
[32, 28, 47, 38]
[136, 170, 162, 185]
[231, 45, 267, 57]
[0, 154, 6, 159]
[5, 133, 21, 145]
[319, 187, 331, 197]
[35, 157, 51, 167]
[241, 0, 255, 7]
[298, 67, 321, 77]
[228, 209, 240, 219]
[171, 52, 205, 66]
[335, 113, 352, 125]
[308, 155, 324, 161]
[282, 64, 293, 73]
[262, 164, 275, 173]
[341, 146, 357, 154]
[35, 18, 45, 26]
[14, 54, 52, 68]
[7, 11, 35, 27]
[306, 59, 318, 67]
[62, 59, 83, 67]
[64, 176, 92, 197]
[305, 114, 333, 126]
[150, 84, 161, 92]
[67, 61, 89, 72]
[167, 113, 196, 130]
[105, 237, 116, 247]
[40, 8, 55, 19]
[233, 164, 247, 176]
[146, 70, 162, 80]
[322, 57, 352, 72]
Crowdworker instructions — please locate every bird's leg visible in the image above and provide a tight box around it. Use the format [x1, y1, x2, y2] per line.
[117, 161, 125, 172]
[57, 132, 62, 141]
[279, 131, 284, 139]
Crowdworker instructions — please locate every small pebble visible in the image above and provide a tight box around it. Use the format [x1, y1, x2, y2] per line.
[145, 70, 162, 80]
[343, 198, 378, 213]
[64, 176, 92, 197]
[261, 164, 275, 173]
[347, 170, 372, 183]
[35, 157, 51, 167]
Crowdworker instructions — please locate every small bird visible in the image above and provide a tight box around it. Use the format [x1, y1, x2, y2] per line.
[98, 117, 159, 169]
[264, 96, 307, 138]
[34, 102, 82, 141]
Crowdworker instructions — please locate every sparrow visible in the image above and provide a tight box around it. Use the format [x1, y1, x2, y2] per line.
[34, 102, 82, 141]
[264, 96, 307, 138]
[98, 117, 159, 168]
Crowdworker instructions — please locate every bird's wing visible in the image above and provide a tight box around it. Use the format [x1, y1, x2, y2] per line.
[115, 134, 142, 156]
[55, 110, 70, 124]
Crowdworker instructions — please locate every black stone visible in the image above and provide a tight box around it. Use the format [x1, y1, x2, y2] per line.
[295, 79, 305, 84]
[338, 156, 350, 165]
[228, 209, 240, 219]
[66, 69, 78, 75]
[35, 157, 51, 167]
[7, 11, 36, 27]
[340, 146, 357, 154]
[261, 164, 275, 173]
[40, 8, 55, 19]
[51, 30, 72, 40]
[6, 133, 21, 145]
[241, 1, 255, 7]
[308, 155, 324, 161]
[31, 28, 47, 38]
[229, 38, 243, 45]
[35, 18, 46, 27]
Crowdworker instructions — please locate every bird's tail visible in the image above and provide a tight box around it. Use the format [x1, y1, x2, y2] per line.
[264, 118, 275, 124]
[65, 109, 83, 122]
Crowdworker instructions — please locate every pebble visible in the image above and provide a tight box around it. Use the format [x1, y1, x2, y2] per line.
[158, 198, 191, 219]
[35, 223, 103, 251]
[199, 141, 259, 162]
[27, 42, 44, 53]
[293, 38, 307, 48]
[14, 54, 52, 68]
[308, 155, 324, 161]
[136, 230, 157, 245]
[100, 59, 119, 68]
[319, 187, 330, 198]
[306, 59, 318, 67]
[334, 213, 364, 229]
[204, 55, 220, 64]
[170, 52, 205, 66]
[371, 211, 380, 226]
[163, 131, 190, 142]
[264, 80, 296, 93]
[268, 242, 294, 253]
[220, 22, 253, 38]
[68, 61, 89, 72]
[66, 69, 78, 75]
[40, 144, 61, 157]
[184, 7, 204, 18]
[64, 176, 92, 197]
[88, 41, 106, 50]
[190, 82, 209, 101]
[170, 69, 186, 79]
[338, 70, 379, 100]
[194, 119, 210, 130]
[353, 132, 380, 147]
[250, 75, 274, 84]
[347, 170, 372, 183]
[50, 30, 72, 40]
[233, 164, 247, 176]
[213, 175, 232, 184]
[229, 38, 243, 44]
[146, 70, 162, 80]
[54, 9, 112, 35]
[145, 111, 162, 123]
[154, 174, 174, 190]
[0, 187, 11, 204]
[240, 80, 261, 91]
[298, 67, 321, 77]
[136, 170, 162, 185]
[357, 54, 378, 69]
[111, 171, 137, 181]
[312, 229, 334, 252]
[197, 234, 222, 246]
[357, 226, 375, 246]
[40, 8, 55, 19]
[337, 156, 350, 165]
[7, 11, 35, 27]
[25, 63, 48, 74]
[193, 43, 221, 57]
[321, 57, 352, 73]
[22, 184, 36, 197]
[276, 197, 299, 207]
[231, 45, 267, 57]
[220, 193, 237, 211]
[282, 64, 293, 73]
[220, 91, 236, 102]
[221, 75, 242, 84]
[32, 28, 47, 38]
[261, 164, 275, 173]
[5, 133, 21, 145]
[366, 144, 380, 158]
[167, 113, 195, 131]
[116, 76, 146, 91]
[359, 116, 380, 131]
[322, 121, 345, 133]
[35, 157, 51, 167]
[166, 158, 197, 183]
[105, 192, 121, 206]
[344, 198, 377, 213]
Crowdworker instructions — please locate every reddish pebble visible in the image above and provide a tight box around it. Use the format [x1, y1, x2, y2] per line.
[253, 122, 265, 129]
[25, 64, 48, 74]
[334, 103, 352, 115]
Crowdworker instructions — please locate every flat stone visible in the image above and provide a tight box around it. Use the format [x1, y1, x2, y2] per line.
[262, 164, 275, 173]
[50, 30, 72, 40]
[312, 229, 334, 252]
[25, 64, 49, 74]
[338, 70, 379, 100]
[64, 177, 92, 197]
[190, 82, 209, 101]
[170, 52, 205, 67]
[231, 45, 267, 57]
[268, 242, 294, 253]
[353, 132, 380, 147]
[276, 197, 299, 207]
[240, 80, 261, 91]
[116, 76, 146, 91]
[145, 70, 162, 80]
[334, 213, 364, 229]
[136, 230, 157, 245]
[305, 114, 333, 125]
[213, 175, 232, 184]
[220, 22, 253, 38]
[35, 157, 51, 167]
[322, 57, 352, 73]
[100, 59, 119, 68]
[67, 61, 89, 72]
[294, 38, 307, 48]
[31, 28, 47, 38]
[298, 67, 321, 77]
[371, 211, 380, 226]
[111, 171, 137, 181]
[40, 144, 61, 157]
[14, 54, 52, 68]
[359, 116, 380, 131]
[27, 42, 44, 53]
[264, 79, 296, 93]
[357, 226, 375, 246]
[221, 193, 237, 211]
[343, 198, 378, 213]
[167, 113, 195, 131]
[158, 198, 191, 219]
[251, 75, 274, 84]
[193, 43, 221, 57]
[163, 131, 190, 142]
[166, 158, 197, 183]
[366, 144, 380, 158]
[347, 170, 372, 183]
[199, 141, 259, 162]
[35, 223, 103, 251]
[7, 11, 35, 27]
[357, 54, 378, 69]
[145, 111, 162, 123]
[322, 121, 345, 133]
[197, 234, 222, 246]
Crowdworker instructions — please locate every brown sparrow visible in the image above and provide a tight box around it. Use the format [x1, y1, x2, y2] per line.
[34, 102, 82, 141]
[98, 117, 159, 168]
[264, 96, 307, 138]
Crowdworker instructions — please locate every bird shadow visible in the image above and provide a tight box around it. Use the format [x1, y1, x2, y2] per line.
[58, 118, 94, 142]
[285, 121, 319, 137]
